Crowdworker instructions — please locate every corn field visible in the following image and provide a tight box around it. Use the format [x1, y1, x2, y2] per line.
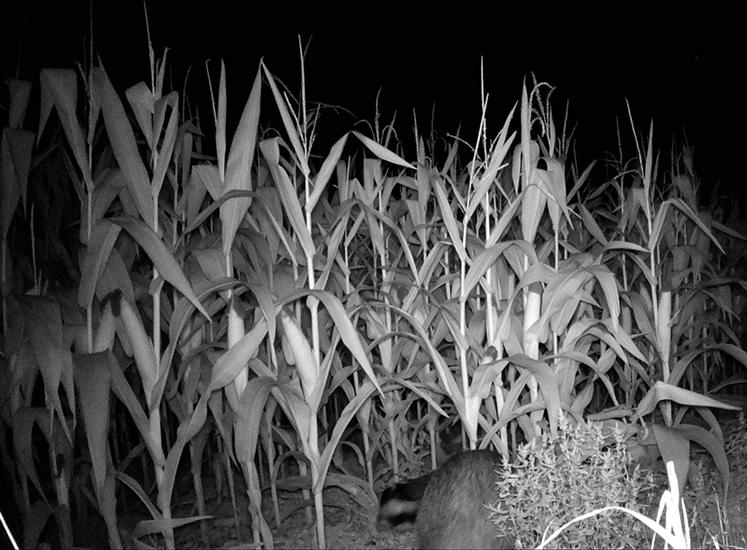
[1, 30, 746, 550]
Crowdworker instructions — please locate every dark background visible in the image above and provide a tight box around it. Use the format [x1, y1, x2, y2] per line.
[1, 2, 742, 203]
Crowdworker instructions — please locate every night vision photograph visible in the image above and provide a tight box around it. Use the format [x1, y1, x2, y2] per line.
[0, 2, 745, 548]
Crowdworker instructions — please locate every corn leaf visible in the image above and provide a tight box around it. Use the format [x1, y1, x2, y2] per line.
[109, 215, 210, 319]
[352, 131, 414, 170]
[73, 351, 112, 499]
[78, 219, 121, 309]
[94, 67, 153, 223]
[222, 67, 262, 254]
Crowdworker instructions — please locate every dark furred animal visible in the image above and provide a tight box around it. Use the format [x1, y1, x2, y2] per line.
[376, 472, 431, 530]
[416, 450, 513, 549]
[376, 423, 460, 531]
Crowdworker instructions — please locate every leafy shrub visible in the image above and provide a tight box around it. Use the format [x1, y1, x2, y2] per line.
[488, 417, 657, 549]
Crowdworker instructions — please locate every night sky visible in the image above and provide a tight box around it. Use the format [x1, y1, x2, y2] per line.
[2, 2, 742, 199]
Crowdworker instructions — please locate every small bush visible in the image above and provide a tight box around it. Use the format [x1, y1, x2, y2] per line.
[488, 417, 657, 549]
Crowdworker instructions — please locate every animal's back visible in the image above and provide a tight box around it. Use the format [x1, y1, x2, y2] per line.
[415, 450, 512, 549]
